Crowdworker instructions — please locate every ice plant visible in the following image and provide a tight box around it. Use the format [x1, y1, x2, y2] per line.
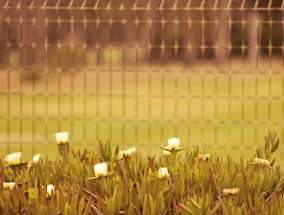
[157, 167, 170, 179]
[168, 137, 180, 150]
[33, 154, 41, 163]
[254, 157, 271, 166]
[27, 154, 41, 169]
[46, 184, 55, 197]
[250, 157, 274, 169]
[162, 137, 187, 152]
[55, 132, 69, 144]
[5, 152, 22, 166]
[162, 147, 171, 155]
[0, 132, 282, 214]
[3, 182, 16, 190]
[160, 137, 187, 165]
[55, 132, 70, 157]
[118, 146, 136, 159]
[93, 162, 108, 178]
[196, 153, 211, 161]
[222, 188, 240, 196]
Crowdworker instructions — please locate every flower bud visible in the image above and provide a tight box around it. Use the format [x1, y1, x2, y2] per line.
[157, 167, 169, 179]
[46, 184, 55, 196]
[118, 147, 136, 159]
[33, 154, 41, 163]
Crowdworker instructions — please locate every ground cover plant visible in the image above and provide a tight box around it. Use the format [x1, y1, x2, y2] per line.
[0, 131, 283, 214]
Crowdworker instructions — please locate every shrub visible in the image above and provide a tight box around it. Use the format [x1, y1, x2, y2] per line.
[0, 131, 283, 214]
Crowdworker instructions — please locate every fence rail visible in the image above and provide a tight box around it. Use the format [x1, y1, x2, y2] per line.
[0, 0, 283, 163]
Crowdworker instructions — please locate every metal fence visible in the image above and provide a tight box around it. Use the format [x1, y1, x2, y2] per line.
[0, 0, 283, 161]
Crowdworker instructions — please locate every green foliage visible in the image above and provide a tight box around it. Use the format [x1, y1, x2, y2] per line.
[255, 131, 280, 166]
[0, 132, 283, 214]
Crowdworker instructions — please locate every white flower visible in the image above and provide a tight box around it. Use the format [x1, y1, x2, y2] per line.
[254, 157, 271, 166]
[222, 188, 240, 195]
[168, 137, 180, 150]
[93, 162, 108, 177]
[196, 154, 211, 161]
[157, 167, 170, 179]
[161, 137, 186, 154]
[5, 152, 22, 166]
[55, 132, 69, 144]
[118, 147, 136, 159]
[3, 182, 16, 190]
[46, 184, 55, 196]
[33, 154, 41, 163]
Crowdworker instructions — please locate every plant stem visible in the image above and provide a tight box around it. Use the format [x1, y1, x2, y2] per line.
[58, 144, 70, 158]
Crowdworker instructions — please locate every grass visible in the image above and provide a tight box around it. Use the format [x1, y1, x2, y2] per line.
[0, 58, 283, 163]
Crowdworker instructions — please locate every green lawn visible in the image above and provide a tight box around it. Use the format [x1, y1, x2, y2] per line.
[0, 60, 283, 163]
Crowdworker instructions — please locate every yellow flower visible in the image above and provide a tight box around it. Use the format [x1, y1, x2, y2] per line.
[3, 182, 16, 190]
[222, 188, 240, 195]
[118, 147, 136, 159]
[5, 152, 22, 166]
[196, 154, 211, 161]
[33, 154, 41, 163]
[157, 167, 170, 179]
[55, 132, 69, 144]
[93, 162, 108, 178]
[46, 184, 55, 196]
[168, 137, 180, 150]
[254, 157, 271, 166]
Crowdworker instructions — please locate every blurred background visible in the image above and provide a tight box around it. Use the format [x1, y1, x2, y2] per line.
[0, 0, 283, 162]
